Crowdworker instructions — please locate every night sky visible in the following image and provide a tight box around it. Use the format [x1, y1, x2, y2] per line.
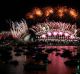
[0, 0, 80, 31]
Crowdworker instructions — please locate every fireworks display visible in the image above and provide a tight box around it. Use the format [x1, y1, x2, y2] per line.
[9, 19, 80, 42]
[0, 6, 79, 44]
[32, 7, 43, 17]
[25, 6, 79, 19]
[10, 20, 28, 39]
[57, 7, 68, 18]
[43, 7, 54, 17]
[69, 8, 78, 18]
[31, 21, 77, 34]
[8, 6, 80, 43]
[30, 21, 79, 41]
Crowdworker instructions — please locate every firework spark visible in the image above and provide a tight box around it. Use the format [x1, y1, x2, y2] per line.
[43, 7, 54, 17]
[10, 20, 28, 39]
[32, 7, 43, 17]
[57, 7, 67, 17]
[69, 8, 78, 18]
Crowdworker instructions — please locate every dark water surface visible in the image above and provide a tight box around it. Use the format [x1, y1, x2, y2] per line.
[0, 46, 78, 74]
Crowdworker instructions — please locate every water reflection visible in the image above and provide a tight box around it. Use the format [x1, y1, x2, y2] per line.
[0, 46, 78, 74]
[48, 50, 75, 74]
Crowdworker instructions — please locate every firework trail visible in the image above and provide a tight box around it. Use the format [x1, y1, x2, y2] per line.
[10, 20, 28, 39]
[31, 21, 77, 36]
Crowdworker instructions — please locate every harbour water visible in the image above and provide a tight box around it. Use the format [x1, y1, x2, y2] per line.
[0, 46, 78, 74]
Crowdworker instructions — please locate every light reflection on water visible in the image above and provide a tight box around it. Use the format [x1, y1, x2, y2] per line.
[0, 46, 78, 74]
[47, 46, 77, 74]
